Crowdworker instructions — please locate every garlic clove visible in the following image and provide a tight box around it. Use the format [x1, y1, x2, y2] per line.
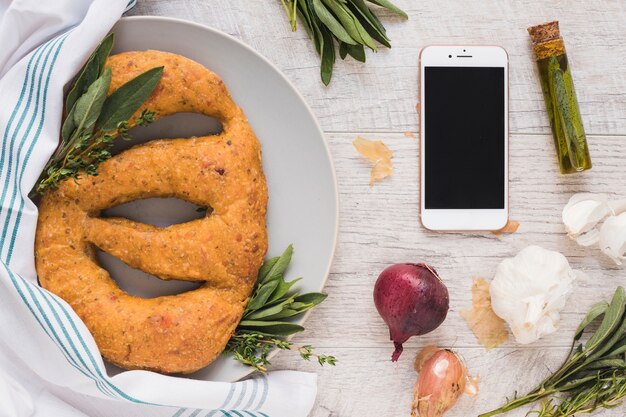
[599, 213, 626, 265]
[562, 193, 611, 240]
[575, 228, 601, 247]
[608, 198, 626, 216]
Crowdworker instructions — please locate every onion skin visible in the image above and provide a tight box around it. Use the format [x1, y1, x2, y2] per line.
[373, 263, 449, 361]
[412, 349, 466, 417]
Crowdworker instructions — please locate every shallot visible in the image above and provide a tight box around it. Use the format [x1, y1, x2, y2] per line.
[374, 263, 449, 361]
[412, 346, 476, 417]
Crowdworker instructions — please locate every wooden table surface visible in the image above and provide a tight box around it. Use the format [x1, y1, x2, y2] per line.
[129, 1, 626, 416]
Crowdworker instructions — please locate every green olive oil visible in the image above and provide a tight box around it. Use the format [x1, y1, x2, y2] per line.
[528, 21, 591, 174]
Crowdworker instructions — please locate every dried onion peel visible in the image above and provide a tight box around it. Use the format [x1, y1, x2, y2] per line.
[353, 136, 393, 186]
[460, 277, 509, 350]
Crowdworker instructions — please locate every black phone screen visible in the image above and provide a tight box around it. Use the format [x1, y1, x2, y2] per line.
[424, 66, 505, 209]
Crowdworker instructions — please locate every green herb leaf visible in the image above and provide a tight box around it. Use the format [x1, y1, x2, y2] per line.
[348, 0, 391, 47]
[246, 295, 298, 320]
[73, 67, 111, 132]
[575, 301, 608, 340]
[322, 0, 377, 51]
[97, 66, 163, 131]
[346, 43, 366, 62]
[260, 244, 293, 284]
[245, 279, 281, 314]
[268, 277, 303, 303]
[260, 308, 307, 321]
[258, 257, 279, 283]
[294, 292, 328, 305]
[66, 33, 114, 112]
[607, 335, 626, 357]
[366, 0, 408, 18]
[237, 321, 305, 336]
[313, 0, 357, 45]
[585, 287, 626, 353]
[320, 25, 335, 85]
[351, 0, 388, 37]
[339, 42, 349, 59]
[586, 359, 626, 371]
[61, 103, 77, 142]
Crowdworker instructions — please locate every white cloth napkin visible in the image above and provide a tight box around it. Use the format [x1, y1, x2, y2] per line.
[0, 0, 318, 416]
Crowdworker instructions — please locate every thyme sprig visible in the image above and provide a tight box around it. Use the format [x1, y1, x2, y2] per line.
[227, 333, 337, 372]
[34, 33, 163, 195]
[226, 245, 336, 372]
[480, 286, 626, 417]
[279, 0, 407, 85]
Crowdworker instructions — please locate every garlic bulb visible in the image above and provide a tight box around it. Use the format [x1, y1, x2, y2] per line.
[489, 246, 578, 344]
[562, 193, 612, 246]
[599, 213, 626, 265]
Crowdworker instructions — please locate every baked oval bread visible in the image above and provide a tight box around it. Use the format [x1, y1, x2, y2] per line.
[35, 50, 268, 374]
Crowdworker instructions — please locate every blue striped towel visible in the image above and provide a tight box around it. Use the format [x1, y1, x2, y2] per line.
[0, 1, 317, 416]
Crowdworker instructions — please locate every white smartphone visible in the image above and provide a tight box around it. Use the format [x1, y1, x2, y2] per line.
[419, 45, 509, 231]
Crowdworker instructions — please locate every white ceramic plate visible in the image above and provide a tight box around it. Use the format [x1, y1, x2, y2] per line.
[100, 16, 338, 382]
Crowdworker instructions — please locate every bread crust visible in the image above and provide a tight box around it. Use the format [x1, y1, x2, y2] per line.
[35, 50, 268, 374]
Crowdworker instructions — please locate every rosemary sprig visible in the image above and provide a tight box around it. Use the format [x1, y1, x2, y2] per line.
[480, 286, 626, 417]
[226, 245, 336, 372]
[279, 0, 407, 85]
[33, 33, 163, 195]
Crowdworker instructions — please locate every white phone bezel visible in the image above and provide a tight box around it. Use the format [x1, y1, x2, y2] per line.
[419, 45, 509, 231]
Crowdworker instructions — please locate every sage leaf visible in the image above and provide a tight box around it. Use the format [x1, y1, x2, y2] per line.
[260, 308, 303, 321]
[575, 301, 608, 340]
[261, 303, 317, 320]
[320, 26, 335, 85]
[586, 359, 626, 370]
[245, 279, 281, 314]
[587, 304, 626, 361]
[61, 103, 77, 142]
[556, 374, 600, 392]
[347, 43, 366, 62]
[339, 42, 349, 59]
[260, 244, 293, 284]
[307, 0, 324, 56]
[246, 295, 297, 320]
[351, 0, 387, 37]
[313, 0, 357, 45]
[98, 66, 163, 131]
[585, 287, 626, 353]
[348, 0, 391, 47]
[366, 0, 408, 18]
[607, 335, 626, 357]
[66, 33, 114, 111]
[321, 0, 376, 50]
[268, 277, 302, 304]
[73, 67, 111, 133]
[258, 256, 279, 282]
[294, 292, 328, 306]
[237, 321, 305, 336]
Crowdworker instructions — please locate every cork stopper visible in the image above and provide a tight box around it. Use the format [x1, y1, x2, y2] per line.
[528, 21, 565, 60]
[527, 21, 561, 44]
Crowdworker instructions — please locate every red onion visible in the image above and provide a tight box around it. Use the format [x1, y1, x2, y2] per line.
[373, 263, 449, 361]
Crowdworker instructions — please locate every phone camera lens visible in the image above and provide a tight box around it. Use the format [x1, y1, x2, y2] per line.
[448, 54, 452, 58]
[463, 49, 466, 52]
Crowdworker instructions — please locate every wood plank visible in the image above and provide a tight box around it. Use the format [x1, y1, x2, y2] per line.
[127, 0, 626, 135]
